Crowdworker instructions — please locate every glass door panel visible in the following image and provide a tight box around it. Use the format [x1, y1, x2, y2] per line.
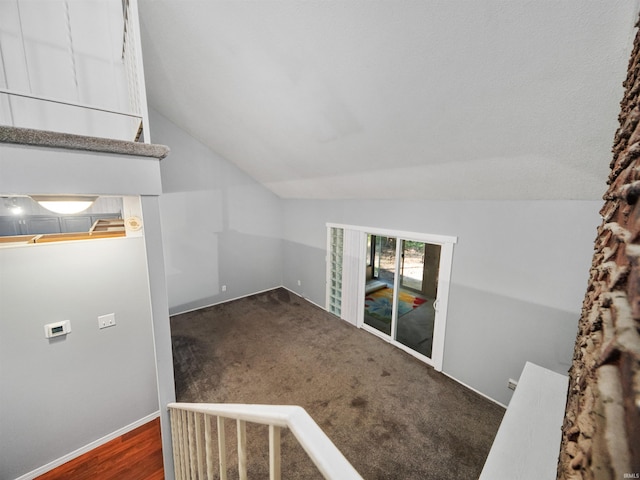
[363, 234, 396, 336]
[395, 241, 441, 358]
[400, 241, 424, 292]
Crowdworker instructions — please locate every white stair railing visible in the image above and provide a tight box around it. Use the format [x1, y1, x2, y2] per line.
[168, 403, 363, 480]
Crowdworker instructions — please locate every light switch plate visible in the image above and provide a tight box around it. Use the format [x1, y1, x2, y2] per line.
[98, 313, 116, 329]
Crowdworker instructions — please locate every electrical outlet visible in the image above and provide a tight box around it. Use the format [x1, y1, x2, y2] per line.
[98, 313, 116, 329]
[297, 280, 301, 286]
[222, 285, 227, 292]
[508, 378, 518, 391]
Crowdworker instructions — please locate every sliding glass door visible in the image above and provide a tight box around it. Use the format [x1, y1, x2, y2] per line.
[363, 235, 440, 360]
[395, 240, 440, 359]
[364, 235, 396, 336]
[326, 223, 456, 371]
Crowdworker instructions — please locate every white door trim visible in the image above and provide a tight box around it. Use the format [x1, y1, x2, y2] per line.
[327, 222, 458, 246]
[326, 223, 457, 372]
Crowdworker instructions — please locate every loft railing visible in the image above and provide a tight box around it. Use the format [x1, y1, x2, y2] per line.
[0, 0, 148, 143]
[168, 403, 363, 480]
[0, 88, 142, 122]
[122, 0, 143, 127]
[0, 88, 143, 141]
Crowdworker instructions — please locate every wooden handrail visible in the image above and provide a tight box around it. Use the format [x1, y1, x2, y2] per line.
[168, 403, 363, 480]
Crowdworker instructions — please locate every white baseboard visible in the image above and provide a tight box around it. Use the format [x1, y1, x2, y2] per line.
[441, 371, 508, 409]
[172, 285, 325, 317]
[15, 411, 160, 480]
[282, 285, 326, 310]
[170, 285, 283, 316]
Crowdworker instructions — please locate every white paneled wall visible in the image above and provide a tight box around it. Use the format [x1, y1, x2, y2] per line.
[0, 0, 138, 139]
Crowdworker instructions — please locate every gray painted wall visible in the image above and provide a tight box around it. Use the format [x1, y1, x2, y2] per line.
[150, 109, 284, 314]
[0, 138, 175, 478]
[147, 106, 600, 406]
[0, 238, 159, 479]
[281, 199, 600, 405]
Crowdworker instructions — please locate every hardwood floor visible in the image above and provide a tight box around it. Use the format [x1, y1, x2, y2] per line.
[35, 418, 164, 480]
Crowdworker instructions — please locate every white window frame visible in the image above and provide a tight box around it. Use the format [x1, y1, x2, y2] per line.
[326, 223, 457, 372]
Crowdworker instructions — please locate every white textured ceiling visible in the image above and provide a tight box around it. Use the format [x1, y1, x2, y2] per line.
[139, 1, 640, 200]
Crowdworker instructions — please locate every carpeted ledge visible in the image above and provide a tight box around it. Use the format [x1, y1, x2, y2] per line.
[0, 125, 169, 159]
[171, 288, 505, 480]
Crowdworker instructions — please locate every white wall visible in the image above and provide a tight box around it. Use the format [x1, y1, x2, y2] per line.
[0, 0, 136, 140]
[0, 238, 158, 480]
[281, 199, 600, 405]
[0, 134, 175, 478]
[150, 109, 284, 314]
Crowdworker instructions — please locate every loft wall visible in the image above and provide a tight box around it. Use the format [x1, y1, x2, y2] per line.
[282, 199, 600, 405]
[150, 109, 284, 315]
[558, 18, 640, 479]
[0, 130, 175, 479]
[0, 0, 135, 139]
[0, 238, 159, 480]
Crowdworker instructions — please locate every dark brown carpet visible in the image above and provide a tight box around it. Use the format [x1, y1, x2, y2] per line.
[170, 288, 504, 480]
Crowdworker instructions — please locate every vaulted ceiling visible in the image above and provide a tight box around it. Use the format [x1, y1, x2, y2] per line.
[138, 1, 640, 200]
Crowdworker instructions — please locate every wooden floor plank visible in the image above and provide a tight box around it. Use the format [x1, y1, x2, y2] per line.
[35, 418, 164, 480]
